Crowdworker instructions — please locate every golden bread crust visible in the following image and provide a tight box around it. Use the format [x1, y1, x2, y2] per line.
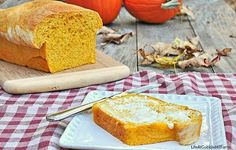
[0, 0, 98, 48]
[93, 106, 127, 142]
[0, 36, 49, 72]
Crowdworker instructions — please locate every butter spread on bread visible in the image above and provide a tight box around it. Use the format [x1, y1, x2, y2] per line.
[92, 94, 202, 146]
[0, 0, 102, 73]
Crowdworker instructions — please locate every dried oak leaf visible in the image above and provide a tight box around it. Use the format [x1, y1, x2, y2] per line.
[216, 48, 232, 56]
[172, 37, 202, 58]
[140, 37, 200, 67]
[138, 48, 155, 65]
[172, 37, 199, 50]
[178, 53, 221, 69]
[97, 26, 117, 35]
[98, 26, 133, 45]
[205, 55, 221, 66]
[118, 32, 133, 44]
[102, 32, 133, 45]
[151, 42, 180, 56]
[179, 5, 195, 20]
[178, 54, 208, 69]
[140, 58, 153, 65]
[138, 48, 146, 58]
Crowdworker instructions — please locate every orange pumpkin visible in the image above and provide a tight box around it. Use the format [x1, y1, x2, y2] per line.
[124, 0, 182, 23]
[64, 0, 122, 25]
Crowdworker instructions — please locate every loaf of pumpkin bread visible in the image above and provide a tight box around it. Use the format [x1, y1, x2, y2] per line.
[93, 94, 202, 146]
[0, 0, 102, 73]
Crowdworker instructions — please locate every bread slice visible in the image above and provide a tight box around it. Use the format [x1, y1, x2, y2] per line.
[92, 94, 202, 146]
[0, 0, 102, 73]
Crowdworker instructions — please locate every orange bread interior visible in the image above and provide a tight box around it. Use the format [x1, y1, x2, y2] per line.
[92, 94, 202, 146]
[0, 0, 102, 73]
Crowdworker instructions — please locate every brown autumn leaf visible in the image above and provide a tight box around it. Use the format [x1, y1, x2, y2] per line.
[146, 55, 155, 62]
[178, 54, 208, 69]
[138, 37, 231, 69]
[98, 26, 133, 45]
[118, 32, 133, 44]
[97, 26, 117, 35]
[151, 42, 180, 56]
[172, 37, 199, 50]
[205, 55, 221, 66]
[102, 32, 133, 45]
[138, 48, 155, 65]
[179, 5, 195, 20]
[150, 37, 200, 57]
[138, 48, 146, 59]
[140, 58, 153, 65]
[216, 48, 232, 56]
[139, 37, 200, 67]
[177, 53, 221, 69]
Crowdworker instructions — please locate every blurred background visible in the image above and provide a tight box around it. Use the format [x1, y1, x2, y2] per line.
[0, 0, 236, 11]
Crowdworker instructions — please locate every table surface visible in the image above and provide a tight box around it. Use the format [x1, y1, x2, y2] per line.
[96, 0, 236, 74]
[1, 0, 236, 74]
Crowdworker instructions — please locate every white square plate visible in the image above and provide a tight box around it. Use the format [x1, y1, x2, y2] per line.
[59, 91, 227, 150]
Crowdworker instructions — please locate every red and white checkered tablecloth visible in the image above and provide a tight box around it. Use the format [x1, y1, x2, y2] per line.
[0, 71, 235, 150]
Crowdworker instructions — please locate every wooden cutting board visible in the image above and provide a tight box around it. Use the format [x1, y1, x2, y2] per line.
[0, 51, 130, 94]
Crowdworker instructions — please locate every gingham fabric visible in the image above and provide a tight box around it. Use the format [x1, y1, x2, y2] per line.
[0, 71, 235, 150]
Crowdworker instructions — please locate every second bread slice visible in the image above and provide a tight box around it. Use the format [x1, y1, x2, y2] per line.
[92, 94, 202, 146]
